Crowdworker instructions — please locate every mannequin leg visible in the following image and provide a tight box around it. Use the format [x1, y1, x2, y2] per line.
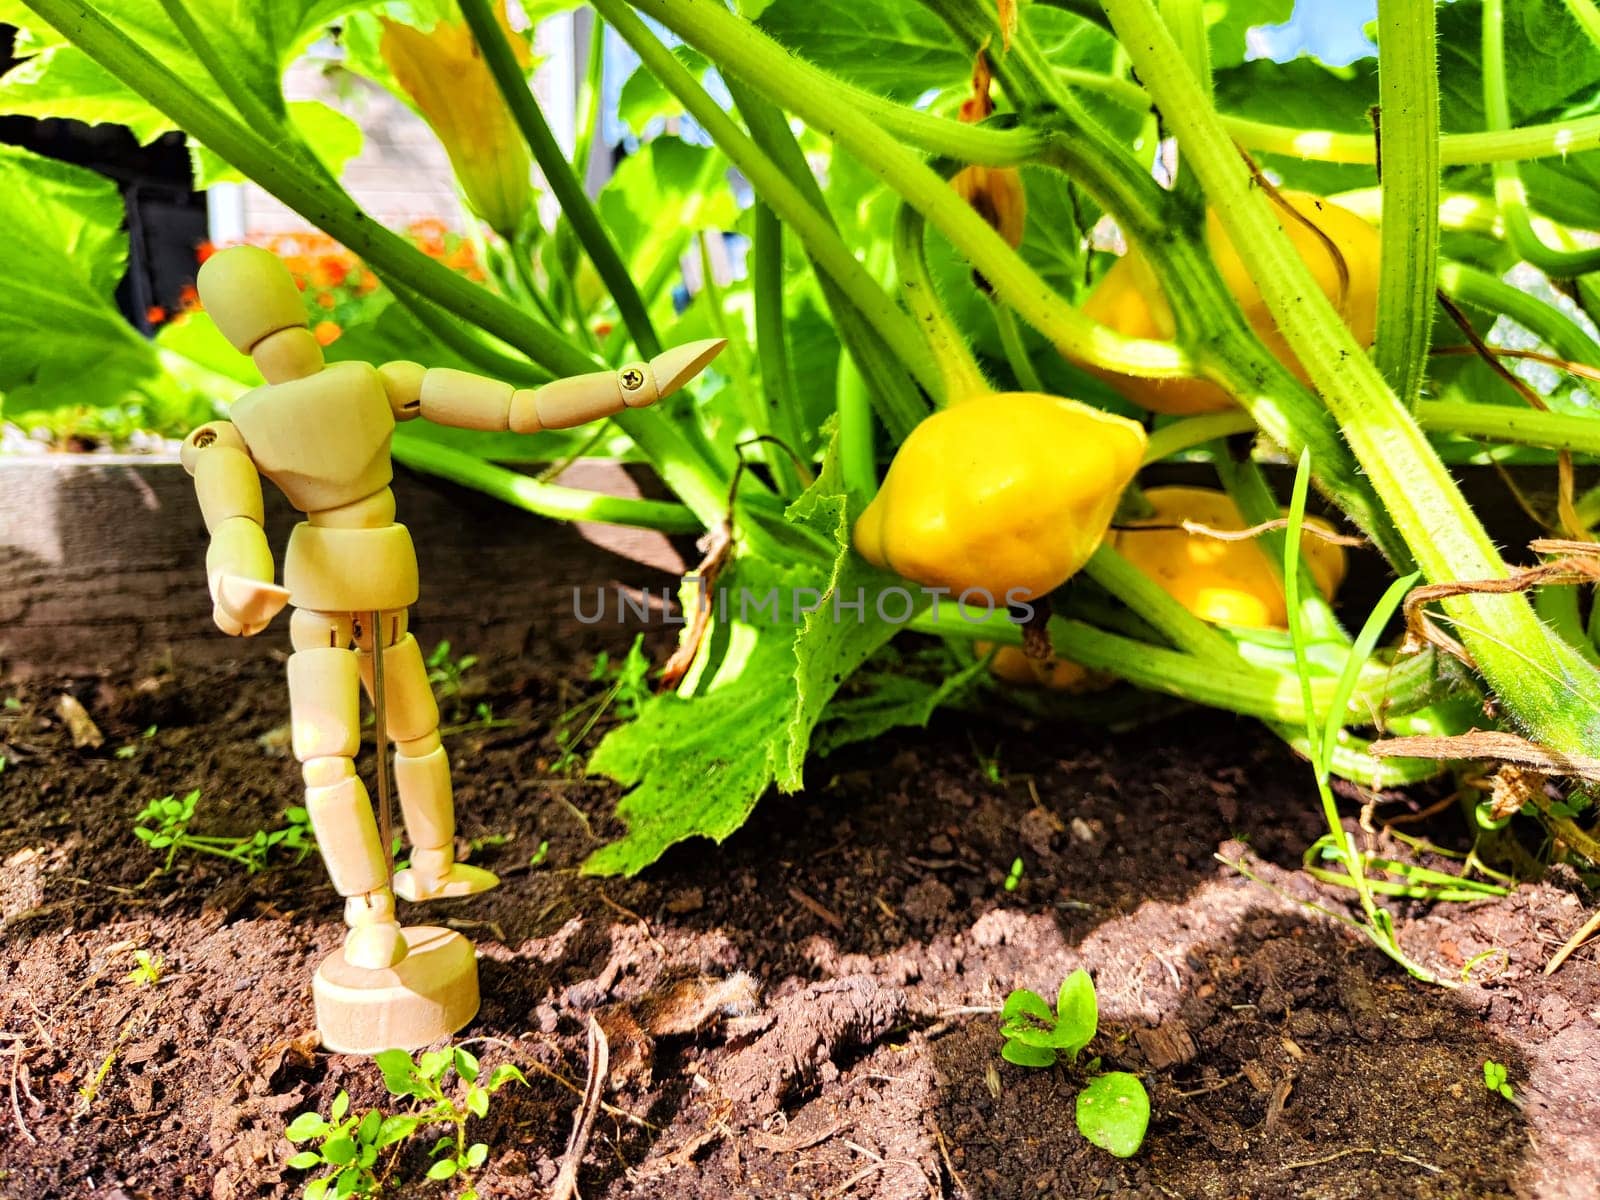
[357, 610, 498, 901]
[288, 608, 405, 969]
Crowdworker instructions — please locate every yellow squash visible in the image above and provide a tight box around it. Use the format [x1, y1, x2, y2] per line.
[1078, 191, 1380, 414]
[1111, 486, 1347, 628]
[978, 642, 1108, 692]
[853, 393, 1146, 602]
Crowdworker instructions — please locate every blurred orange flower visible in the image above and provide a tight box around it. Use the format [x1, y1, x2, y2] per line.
[314, 320, 343, 346]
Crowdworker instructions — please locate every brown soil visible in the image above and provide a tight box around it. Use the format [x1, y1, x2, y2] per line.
[1, 643, 1597, 1200]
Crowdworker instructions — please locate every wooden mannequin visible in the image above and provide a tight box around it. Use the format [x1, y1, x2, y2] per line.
[183, 245, 723, 1052]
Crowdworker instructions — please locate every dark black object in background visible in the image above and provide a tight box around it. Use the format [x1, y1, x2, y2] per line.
[1, 23, 208, 336]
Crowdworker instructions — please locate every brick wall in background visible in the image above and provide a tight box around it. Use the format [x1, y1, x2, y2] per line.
[240, 59, 463, 236]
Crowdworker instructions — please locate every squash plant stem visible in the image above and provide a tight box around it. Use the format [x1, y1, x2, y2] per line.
[1103, 0, 1600, 787]
[458, 0, 663, 359]
[626, 0, 1196, 382]
[591, 0, 942, 415]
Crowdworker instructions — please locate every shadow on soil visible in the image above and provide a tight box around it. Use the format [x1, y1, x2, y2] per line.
[927, 909, 1530, 1200]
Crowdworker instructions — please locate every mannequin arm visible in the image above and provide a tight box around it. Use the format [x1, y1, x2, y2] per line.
[180, 422, 289, 637]
[377, 338, 725, 434]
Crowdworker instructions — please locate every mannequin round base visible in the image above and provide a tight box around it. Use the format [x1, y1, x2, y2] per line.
[313, 926, 479, 1054]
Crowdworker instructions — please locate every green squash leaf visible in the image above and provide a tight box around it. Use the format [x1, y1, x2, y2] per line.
[583, 429, 902, 875]
[1053, 969, 1098, 1060]
[1000, 1040, 1057, 1068]
[1076, 1071, 1151, 1158]
[0, 146, 163, 413]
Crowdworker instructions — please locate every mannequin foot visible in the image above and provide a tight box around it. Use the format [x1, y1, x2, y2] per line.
[393, 848, 499, 901]
[344, 920, 407, 969]
[342, 890, 407, 969]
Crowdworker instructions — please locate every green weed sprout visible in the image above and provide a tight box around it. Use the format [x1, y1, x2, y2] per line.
[552, 635, 652, 773]
[284, 1089, 398, 1200]
[426, 640, 479, 723]
[1002, 857, 1024, 893]
[285, 1046, 525, 1200]
[998, 969, 1151, 1157]
[1282, 451, 1440, 983]
[123, 949, 164, 988]
[134, 791, 314, 874]
[1483, 1059, 1515, 1102]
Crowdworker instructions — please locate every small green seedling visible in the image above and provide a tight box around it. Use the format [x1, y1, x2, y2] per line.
[552, 635, 651, 773]
[529, 839, 550, 868]
[285, 1046, 525, 1200]
[1003, 857, 1024, 892]
[1483, 1059, 1515, 1102]
[134, 791, 315, 874]
[970, 737, 1004, 785]
[123, 949, 164, 987]
[999, 969, 1151, 1158]
[426, 640, 479, 722]
[284, 1089, 396, 1200]
[999, 969, 1098, 1068]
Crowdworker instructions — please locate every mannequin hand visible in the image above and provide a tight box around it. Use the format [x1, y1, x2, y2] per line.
[210, 572, 290, 637]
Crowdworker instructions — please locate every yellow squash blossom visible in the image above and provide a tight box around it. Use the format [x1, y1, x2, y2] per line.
[949, 52, 1026, 249]
[380, 4, 533, 239]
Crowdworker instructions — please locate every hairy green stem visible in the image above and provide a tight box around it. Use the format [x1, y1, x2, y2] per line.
[694, 231, 771, 468]
[573, 11, 606, 181]
[1483, 0, 1600, 277]
[1373, 0, 1440, 406]
[1223, 112, 1600, 166]
[594, 0, 941, 416]
[892, 203, 987, 403]
[1158, 0, 1211, 100]
[1566, 0, 1600, 46]
[458, 0, 661, 357]
[1141, 411, 1257, 463]
[1083, 543, 1237, 662]
[385, 280, 553, 387]
[1104, 0, 1600, 772]
[993, 303, 1045, 392]
[752, 201, 806, 497]
[922, 610, 1312, 723]
[156, 0, 306, 163]
[1417, 399, 1600, 456]
[390, 440, 699, 531]
[1437, 261, 1600, 368]
[835, 352, 878, 497]
[1272, 725, 1448, 787]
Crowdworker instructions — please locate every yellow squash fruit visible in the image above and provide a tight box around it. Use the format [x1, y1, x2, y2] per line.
[977, 642, 1109, 693]
[853, 393, 1146, 601]
[1111, 486, 1347, 628]
[1078, 191, 1380, 414]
